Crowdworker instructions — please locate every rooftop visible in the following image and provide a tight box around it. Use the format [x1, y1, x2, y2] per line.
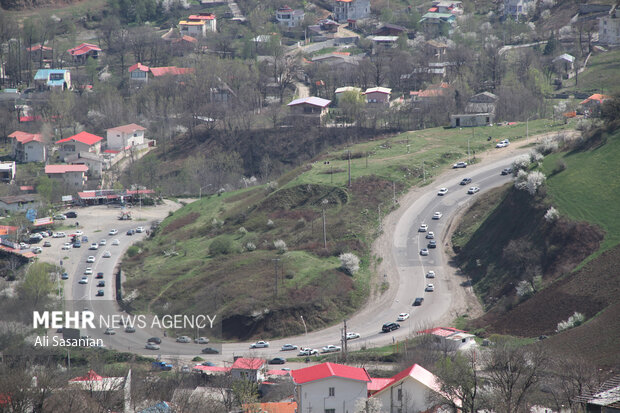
[288, 96, 331, 108]
[56, 131, 103, 146]
[364, 86, 392, 95]
[8, 131, 43, 144]
[67, 43, 101, 56]
[231, 358, 266, 370]
[107, 123, 147, 134]
[45, 164, 89, 174]
[291, 362, 371, 384]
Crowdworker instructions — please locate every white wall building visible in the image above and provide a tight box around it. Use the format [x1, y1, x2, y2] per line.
[372, 364, 444, 413]
[503, 0, 535, 19]
[8, 131, 47, 163]
[276, 5, 305, 27]
[291, 362, 371, 413]
[45, 164, 89, 189]
[599, 11, 620, 46]
[106, 123, 147, 151]
[56, 131, 103, 162]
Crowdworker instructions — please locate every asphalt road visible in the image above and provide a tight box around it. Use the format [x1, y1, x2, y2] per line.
[42, 144, 533, 362]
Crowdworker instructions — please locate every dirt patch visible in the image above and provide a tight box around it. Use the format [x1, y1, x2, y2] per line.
[163, 211, 200, 232]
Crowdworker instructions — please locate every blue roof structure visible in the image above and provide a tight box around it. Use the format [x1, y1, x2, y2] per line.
[34, 69, 69, 80]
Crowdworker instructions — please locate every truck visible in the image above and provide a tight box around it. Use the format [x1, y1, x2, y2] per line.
[152, 361, 173, 371]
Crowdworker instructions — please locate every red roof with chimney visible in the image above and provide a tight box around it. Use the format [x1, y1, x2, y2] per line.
[56, 131, 103, 146]
[129, 62, 150, 73]
[8, 131, 44, 144]
[150, 66, 195, 77]
[67, 43, 101, 56]
[232, 357, 266, 370]
[45, 164, 89, 174]
[291, 362, 371, 384]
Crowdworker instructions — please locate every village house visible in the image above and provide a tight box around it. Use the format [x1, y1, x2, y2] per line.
[503, 0, 535, 19]
[334, 86, 362, 103]
[0, 194, 41, 213]
[26, 44, 53, 67]
[417, 327, 477, 351]
[370, 36, 399, 50]
[311, 53, 361, 71]
[287, 96, 331, 125]
[55, 131, 103, 161]
[179, 19, 208, 37]
[65, 152, 104, 178]
[0, 162, 16, 183]
[333, 0, 370, 23]
[363, 87, 392, 105]
[429, 0, 463, 15]
[34, 69, 71, 91]
[106, 123, 147, 151]
[188, 13, 217, 32]
[579, 93, 612, 117]
[371, 364, 445, 413]
[599, 9, 620, 46]
[45, 164, 89, 189]
[231, 358, 267, 382]
[291, 362, 371, 413]
[128, 63, 150, 85]
[374, 23, 407, 36]
[128, 64, 195, 85]
[276, 5, 305, 28]
[425, 39, 449, 61]
[419, 13, 456, 37]
[8, 131, 47, 163]
[67, 43, 101, 63]
[552, 53, 575, 79]
[450, 91, 497, 127]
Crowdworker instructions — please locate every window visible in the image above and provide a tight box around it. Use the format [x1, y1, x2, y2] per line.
[397, 388, 402, 401]
[328, 387, 335, 397]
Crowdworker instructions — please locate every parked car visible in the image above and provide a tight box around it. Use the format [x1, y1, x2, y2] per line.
[86, 256, 95, 263]
[298, 348, 319, 356]
[202, 347, 220, 354]
[428, 240, 437, 249]
[418, 224, 428, 232]
[99, 239, 107, 245]
[73, 241, 81, 248]
[145, 343, 160, 350]
[501, 168, 513, 175]
[65, 211, 78, 218]
[96, 272, 104, 279]
[426, 270, 435, 278]
[321, 345, 341, 353]
[43, 241, 52, 247]
[78, 277, 88, 284]
[201, 361, 216, 366]
[52, 232, 66, 238]
[61, 272, 69, 280]
[250, 340, 269, 349]
[425, 232, 435, 239]
[453, 161, 468, 168]
[109, 229, 119, 235]
[413, 297, 424, 306]
[104, 328, 115, 335]
[126, 229, 135, 236]
[151, 361, 172, 370]
[125, 326, 136, 333]
[176, 336, 191, 343]
[73, 230, 84, 236]
[460, 178, 472, 185]
[437, 188, 449, 196]
[432, 212, 442, 220]
[84, 268, 93, 275]
[97, 281, 105, 287]
[467, 186, 480, 194]
[195, 337, 210, 344]
[136, 226, 145, 233]
[147, 337, 162, 344]
[181, 365, 191, 373]
[496, 139, 510, 148]
[420, 248, 429, 256]
[269, 357, 286, 365]
[89, 243, 99, 250]
[397, 313, 410, 321]
[103, 251, 111, 258]
[346, 332, 361, 340]
[96, 289, 104, 297]
[382, 322, 400, 333]
[425, 284, 435, 292]
[53, 214, 66, 220]
[62, 243, 71, 250]
[281, 344, 298, 351]
[31, 247, 42, 254]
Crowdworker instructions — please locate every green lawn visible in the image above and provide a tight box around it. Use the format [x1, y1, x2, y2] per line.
[542, 129, 620, 255]
[561, 49, 620, 95]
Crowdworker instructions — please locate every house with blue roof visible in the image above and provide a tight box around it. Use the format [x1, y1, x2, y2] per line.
[34, 69, 71, 91]
[419, 12, 457, 37]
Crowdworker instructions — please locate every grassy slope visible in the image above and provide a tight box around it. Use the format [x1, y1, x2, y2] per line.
[561, 49, 620, 96]
[122, 120, 572, 339]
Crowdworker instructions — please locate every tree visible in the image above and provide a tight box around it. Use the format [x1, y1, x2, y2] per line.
[17, 262, 55, 308]
[339, 253, 360, 275]
[339, 90, 366, 124]
[433, 352, 481, 413]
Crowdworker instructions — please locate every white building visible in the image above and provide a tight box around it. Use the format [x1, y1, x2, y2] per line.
[291, 362, 371, 413]
[106, 123, 147, 151]
[276, 5, 305, 27]
[599, 11, 620, 46]
[371, 364, 444, 413]
[333, 0, 370, 23]
[0, 194, 41, 213]
[0, 161, 16, 182]
[45, 164, 89, 189]
[417, 327, 477, 351]
[8, 131, 47, 163]
[231, 358, 266, 382]
[503, 0, 535, 18]
[55, 131, 103, 161]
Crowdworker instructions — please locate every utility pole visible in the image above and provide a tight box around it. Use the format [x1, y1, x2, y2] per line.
[422, 161, 426, 183]
[366, 152, 369, 168]
[347, 150, 351, 187]
[342, 319, 348, 361]
[469, 128, 473, 164]
[322, 199, 328, 249]
[271, 258, 280, 299]
[392, 181, 396, 205]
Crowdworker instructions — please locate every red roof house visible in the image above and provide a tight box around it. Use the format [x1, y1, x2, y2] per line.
[8, 131, 46, 163]
[56, 131, 103, 160]
[45, 164, 89, 189]
[70, 369, 103, 382]
[231, 358, 267, 382]
[67, 43, 101, 62]
[56, 131, 103, 146]
[45, 164, 89, 174]
[149, 66, 195, 77]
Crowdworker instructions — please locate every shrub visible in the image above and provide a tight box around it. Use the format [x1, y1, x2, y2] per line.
[274, 239, 287, 253]
[266, 181, 278, 192]
[512, 154, 531, 171]
[516, 280, 534, 298]
[209, 235, 235, 256]
[127, 246, 140, 257]
[515, 171, 546, 196]
[544, 206, 560, 222]
[556, 312, 585, 333]
[537, 137, 559, 155]
[238, 227, 247, 235]
[266, 219, 274, 227]
[212, 218, 224, 229]
[529, 150, 544, 164]
[552, 159, 567, 175]
[339, 252, 360, 275]
[245, 242, 256, 251]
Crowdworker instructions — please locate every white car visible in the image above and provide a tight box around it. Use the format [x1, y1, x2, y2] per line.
[420, 248, 429, 256]
[104, 328, 116, 335]
[78, 277, 88, 284]
[496, 139, 510, 148]
[176, 336, 191, 343]
[468, 186, 480, 194]
[53, 214, 66, 220]
[281, 344, 298, 351]
[86, 256, 95, 263]
[321, 345, 341, 353]
[426, 270, 436, 278]
[52, 232, 66, 238]
[453, 161, 468, 168]
[100, 239, 107, 245]
[346, 332, 360, 340]
[426, 232, 435, 239]
[103, 251, 112, 258]
[298, 348, 319, 356]
[74, 230, 84, 236]
[397, 313, 410, 321]
[31, 247, 42, 254]
[89, 243, 99, 250]
[136, 226, 145, 233]
[84, 267, 93, 275]
[437, 188, 448, 196]
[145, 343, 160, 350]
[111, 239, 120, 246]
[432, 212, 443, 220]
[195, 337, 210, 344]
[109, 229, 118, 235]
[62, 243, 72, 250]
[418, 224, 428, 232]
[250, 340, 270, 349]
[425, 284, 435, 292]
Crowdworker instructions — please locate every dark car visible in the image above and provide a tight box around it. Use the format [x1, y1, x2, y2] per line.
[126, 229, 135, 236]
[382, 322, 400, 333]
[96, 272, 104, 279]
[501, 168, 513, 175]
[269, 357, 286, 365]
[201, 361, 216, 366]
[65, 211, 78, 218]
[460, 178, 472, 185]
[125, 326, 136, 333]
[61, 272, 69, 280]
[413, 297, 424, 306]
[202, 347, 219, 354]
[97, 281, 105, 287]
[82, 236, 89, 242]
[148, 337, 162, 344]
[96, 290, 104, 296]
[428, 240, 437, 249]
